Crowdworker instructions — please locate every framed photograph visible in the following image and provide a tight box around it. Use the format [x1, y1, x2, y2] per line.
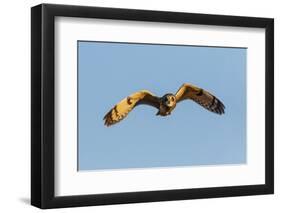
[31, 3, 274, 209]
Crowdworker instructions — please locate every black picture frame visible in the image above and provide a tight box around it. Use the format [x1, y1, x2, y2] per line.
[31, 3, 274, 209]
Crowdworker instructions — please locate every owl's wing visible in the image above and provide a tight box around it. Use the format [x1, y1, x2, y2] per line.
[175, 83, 225, 114]
[103, 90, 160, 126]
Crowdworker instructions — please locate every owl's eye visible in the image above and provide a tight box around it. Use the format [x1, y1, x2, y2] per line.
[171, 97, 175, 102]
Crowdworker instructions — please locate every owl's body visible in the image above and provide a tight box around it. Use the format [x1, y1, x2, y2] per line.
[157, 94, 177, 116]
[103, 83, 225, 126]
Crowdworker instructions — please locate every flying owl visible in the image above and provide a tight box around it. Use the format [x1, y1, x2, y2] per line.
[103, 83, 225, 126]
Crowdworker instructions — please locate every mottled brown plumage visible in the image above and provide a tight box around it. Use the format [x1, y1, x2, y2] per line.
[104, 83, 225, 126]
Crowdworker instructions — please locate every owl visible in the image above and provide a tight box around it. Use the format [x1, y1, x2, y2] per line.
[104, 83, 225, 126]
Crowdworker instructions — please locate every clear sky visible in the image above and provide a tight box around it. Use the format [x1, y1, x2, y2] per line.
[78, 41, 246, 171]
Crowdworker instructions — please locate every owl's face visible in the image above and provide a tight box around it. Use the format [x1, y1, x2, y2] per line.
[163, 94, 177, 107]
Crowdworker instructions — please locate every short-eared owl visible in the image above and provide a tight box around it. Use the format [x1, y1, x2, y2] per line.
[104, 83, 225, 126]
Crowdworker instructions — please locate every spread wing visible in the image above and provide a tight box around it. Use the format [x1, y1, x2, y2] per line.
[175, 83, 225, 114]
[104, 90, 160, 126]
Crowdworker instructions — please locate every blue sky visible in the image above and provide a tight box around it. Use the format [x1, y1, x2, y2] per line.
[78, 41, 246, 171]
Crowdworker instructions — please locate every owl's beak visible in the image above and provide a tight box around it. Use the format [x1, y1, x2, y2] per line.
[166, 101, 172, 107]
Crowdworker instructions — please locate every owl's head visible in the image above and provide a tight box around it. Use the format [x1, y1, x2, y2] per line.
[162, 94, 177, 107]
